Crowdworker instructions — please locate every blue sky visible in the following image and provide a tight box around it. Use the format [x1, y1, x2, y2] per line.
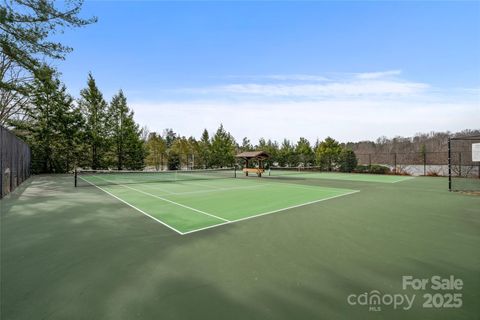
[56, 1, 480, 142]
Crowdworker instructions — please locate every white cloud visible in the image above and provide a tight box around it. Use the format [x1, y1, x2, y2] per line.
[130, 70, 479, 142]
[260, 74, 330, 81]
[182, 70, 427, 98]
[225, 74, 330, 81]
[356, 70, 403, 79]
[216, 80, 428, 97]
[131, 99, 479, 143]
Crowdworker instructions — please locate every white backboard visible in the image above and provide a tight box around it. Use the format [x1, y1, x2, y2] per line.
[473, 143, 480, 162]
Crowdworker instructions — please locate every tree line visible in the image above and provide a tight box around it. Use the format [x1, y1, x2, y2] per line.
[347, 129, 480, 155]
[0, 1, 357, 174]
[1, 1, 477, 174]
[9, 71, 145, 173]
[144, 131, 358, 173]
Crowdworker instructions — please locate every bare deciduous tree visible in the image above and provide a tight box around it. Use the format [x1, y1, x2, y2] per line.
[0, 52, 31, 125]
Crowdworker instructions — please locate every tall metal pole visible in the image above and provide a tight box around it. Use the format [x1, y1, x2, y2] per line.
[423, 152, 426, 176]
[458, 152, 462, 176]
[393, 153, 397, 175]
[448, 138, 451, 191]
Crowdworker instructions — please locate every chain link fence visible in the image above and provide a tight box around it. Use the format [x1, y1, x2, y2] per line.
[355, 138, 480, 192]
[356, 151, 450, 176]
[1, 125, 31, 199]
[448, 136, 480, 192]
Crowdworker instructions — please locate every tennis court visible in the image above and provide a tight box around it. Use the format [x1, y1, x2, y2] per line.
[268, 167, 414, 183]
[77, 169, 359, 234]
[2, 172, 480, 320]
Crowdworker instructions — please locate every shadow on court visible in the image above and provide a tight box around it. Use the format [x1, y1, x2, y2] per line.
[1, 175, 479, 320]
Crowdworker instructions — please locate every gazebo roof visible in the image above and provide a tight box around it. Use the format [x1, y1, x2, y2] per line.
[235, 151, 270, 159]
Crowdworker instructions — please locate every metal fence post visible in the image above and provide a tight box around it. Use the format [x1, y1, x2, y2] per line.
[423, 152, 426, 176]
[458, 152, 462, 176]
[448, 138, 451, 191]
[393, 153, 397, 174]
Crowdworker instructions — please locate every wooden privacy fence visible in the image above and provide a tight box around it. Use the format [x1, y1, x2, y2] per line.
[0, 125, 31, 199]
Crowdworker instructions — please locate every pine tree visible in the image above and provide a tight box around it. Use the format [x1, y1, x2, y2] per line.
[210, 124, 236, 168]
[109, 90, 128, 169]
[123, 126, 146, 170]
[264, 139, 279, 168]
[316, 137, 342, 171]
[146, 132, 166, 170]
[171, 137, 191, 169]
[163, 128, 177, 148]
[338, 149, 358, 172]
[53, 85, 84, 172]
[167, 152, 180, 170]
[199, 129, 211, 168]
[188, 136, 200, 169]
[240, 137, 253, 151]
[295, 137, 314, 166]
[79, 73, 109, 169]
[257, 138, 267, 150]
[16, 66, 82, 173]
[279, 139, 295, 167]
[108, 90, 145, 170]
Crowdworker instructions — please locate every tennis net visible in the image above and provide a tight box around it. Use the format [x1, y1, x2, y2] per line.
[268, 166, 322, 176]
[75, 168, 236, 187]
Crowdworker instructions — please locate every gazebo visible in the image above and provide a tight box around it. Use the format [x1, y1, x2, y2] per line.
[235, 151, 270, 177]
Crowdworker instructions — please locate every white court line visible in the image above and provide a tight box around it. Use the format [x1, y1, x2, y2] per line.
[313, 176, 414, 184]
[181, 190, 360, 235]
[176, 180, 221, 190]
[143, 183, 267, 196]
[269, 172, 415, 184]
[79, 177, 185, 235]
[117, 184, 230, 222]
[390, 177, 415, 183]
[233, 177, 359, 193]
[140, 183, 177, 195]
[81, 176, 360, 236]
[90, 175, 229, 222]
[319, 176, 412, 184]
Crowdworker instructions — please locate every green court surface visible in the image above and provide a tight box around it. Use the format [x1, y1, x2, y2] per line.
[81, 175, 358, 234]
[1, 174, 479, 320]
[269, 170, 414, 183]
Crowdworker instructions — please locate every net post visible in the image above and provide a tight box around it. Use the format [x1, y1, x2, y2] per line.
[74, 168, 78, 187]
[234, 166, 237, 178]
[448, 138, 451, 191]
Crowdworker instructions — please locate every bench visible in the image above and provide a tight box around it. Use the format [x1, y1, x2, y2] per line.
[242, 168, 265, 177]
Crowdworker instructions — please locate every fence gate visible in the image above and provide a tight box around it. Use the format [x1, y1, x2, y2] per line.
[448, 136, 480, 192]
